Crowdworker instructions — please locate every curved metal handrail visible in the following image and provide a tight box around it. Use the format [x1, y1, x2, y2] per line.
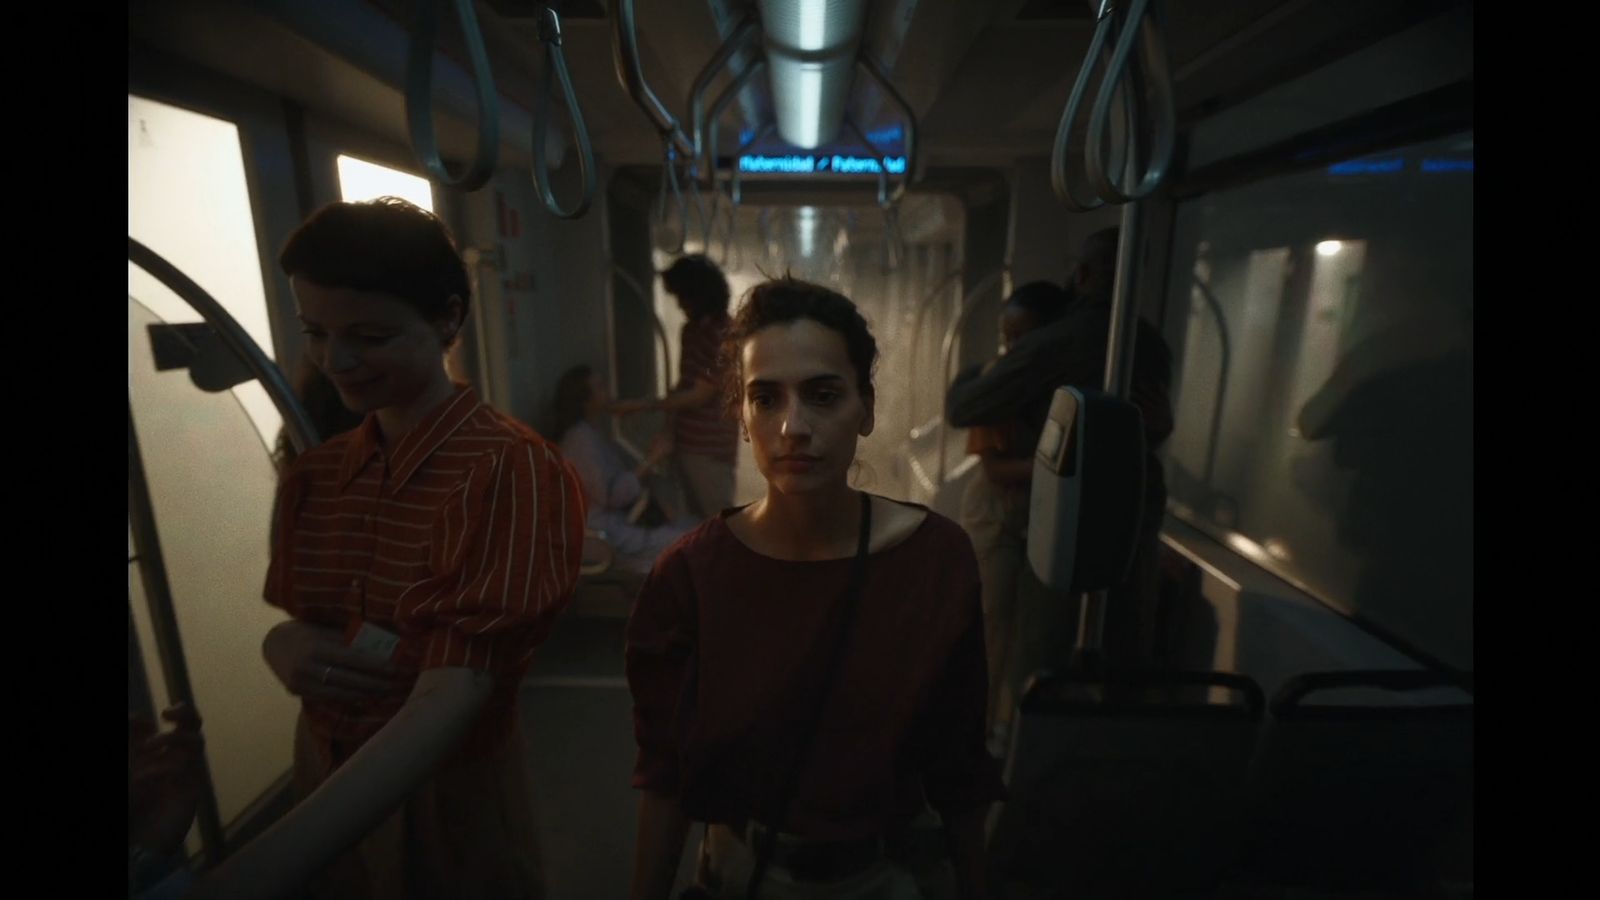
[856, 54, 919, 203]
[1084, 0, 1175, 204]
[728, 121, 775, 209]
[710, 121, 772, 268]
[1050, 0, 1175, 209]
[843, 117, 907, 272]
[694, 56, 765, 251]
[1044, 1, 1178, 661]
[707, 188, 736, 268]
[129, 237, 319, 453]
[129, 240, 324, 868]
[705, 172, 734, 260]
[706, 57, 768, 198]
[1050, 3, 1120, 211]
[406, 0, 500, 192]
[530, 7, 597, 219]
[611, 262, 674, 393]
[690, 12, 761, 186]
[843, 118, 894, 208]
[935, 268, 1011, 483]
[686, 175, 711, 251]
[655, 141, 689, 255]
[611, 0, 694, 158]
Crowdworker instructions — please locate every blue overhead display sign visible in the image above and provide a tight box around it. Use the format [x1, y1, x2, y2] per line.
[865, 124, 904, 146]
[1327, 156, 1473, 176]
[738, 154, 908, 174]
[740, 124, 903, 148]
[1328, 158, 1404, 175]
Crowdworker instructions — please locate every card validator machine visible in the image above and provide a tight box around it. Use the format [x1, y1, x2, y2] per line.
[1027, 386, 1148, 592]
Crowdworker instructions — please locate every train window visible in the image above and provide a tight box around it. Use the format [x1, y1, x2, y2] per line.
[130, 94, 304, 843]
[336, 154, 436, 212]
[130, 295, 301, 842]
[1162, 131, 1473, 672]
[128, 94, 281, 446]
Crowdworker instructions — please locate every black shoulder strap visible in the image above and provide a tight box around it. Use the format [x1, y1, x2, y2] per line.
[746, 491, 873, 899]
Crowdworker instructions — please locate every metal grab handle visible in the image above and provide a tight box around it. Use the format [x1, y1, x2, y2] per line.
[655, 142, 689, 255]
[706, 57, 768, 193]
[1085, 0, 1175, 203]
[612, 0, 694, 159]
[530, 7, 597, 219]
[695, 56, 764, 247]
[406, 0, 500, 192]
[711, 122, 771, 266]
[728, 121, 775, 211]
[1043, 1, 1177, 663]
[856, 54, 919, 202]
[703, 163, 734, 257]
[686, 176, 711, 250]
[1050, 0, 1174, 209]
[705, 186, 739, 268]
[690, 12, 761, 186]
[701, 174, 728, 260]
[844, 118, 907, 272]
[129, 238, 320, 454]
[1050, 5, 1119, 211]
[843, 117, 895, 208]
[936, 268, 1011, 484]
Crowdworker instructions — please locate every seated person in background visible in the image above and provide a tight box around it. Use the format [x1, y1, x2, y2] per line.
[555, 364, 694, 576]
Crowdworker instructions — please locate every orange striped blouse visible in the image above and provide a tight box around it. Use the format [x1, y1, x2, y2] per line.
[265, 384, 586, 757]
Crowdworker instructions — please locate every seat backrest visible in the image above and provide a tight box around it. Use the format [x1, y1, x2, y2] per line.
[989, 669, 1265, 899]
[1240, 669, 1474, 891]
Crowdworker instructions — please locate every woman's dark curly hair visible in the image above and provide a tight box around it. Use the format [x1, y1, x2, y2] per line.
[718, 276, 878, 416]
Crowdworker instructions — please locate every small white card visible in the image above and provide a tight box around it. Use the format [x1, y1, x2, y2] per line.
[347, 621, 401, 661]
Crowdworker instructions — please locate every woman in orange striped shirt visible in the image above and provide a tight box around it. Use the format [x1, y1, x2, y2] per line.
[192, 198, 585, 900]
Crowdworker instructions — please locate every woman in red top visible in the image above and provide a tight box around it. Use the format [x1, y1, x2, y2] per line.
[192, 198, 585, 900]
[626, 278, 1003, 900]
